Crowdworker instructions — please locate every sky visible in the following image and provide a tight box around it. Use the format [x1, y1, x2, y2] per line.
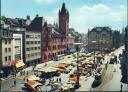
[1, 0, 127, 33]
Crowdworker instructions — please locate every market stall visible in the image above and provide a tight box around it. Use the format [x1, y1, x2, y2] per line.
[70, 76, 81, 83]
[60, 81, 75, 91]
[36, 66, 61, 78]
[27, 75, 40, 81]
[25, 80, 42, 91]
[56, 63, 69, 69]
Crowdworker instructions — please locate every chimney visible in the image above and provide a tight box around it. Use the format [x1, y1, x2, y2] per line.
[26, 15, 30, 20]
[36, 14, 39, 17]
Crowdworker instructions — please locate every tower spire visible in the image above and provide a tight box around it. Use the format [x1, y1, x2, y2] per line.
[61, 2, 66, 13]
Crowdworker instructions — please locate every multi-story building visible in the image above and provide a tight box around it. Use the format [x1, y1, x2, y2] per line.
[12, 33, 23, 61]
[0, 22, 13, 76]
[67, 33, 75, 53]
[121, 25, 128, 84]
[0, 16, 40, 70]
[24, 31, 41, 66]
[88, 27, 113, 52]
[28, 3, 69, 62]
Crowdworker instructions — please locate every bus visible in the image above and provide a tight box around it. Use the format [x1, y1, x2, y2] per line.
[54, 54, 65, 61]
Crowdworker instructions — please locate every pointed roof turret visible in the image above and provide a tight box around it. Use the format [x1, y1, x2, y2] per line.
[60, 2, 67, 14]
[61, 2, 66, 11]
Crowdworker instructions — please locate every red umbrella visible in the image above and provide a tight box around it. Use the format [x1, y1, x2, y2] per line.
[70, 76, 80, 82]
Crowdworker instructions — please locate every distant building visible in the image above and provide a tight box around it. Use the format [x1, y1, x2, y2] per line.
[68, 33, 75, 53]
[88, 27, 113, 52]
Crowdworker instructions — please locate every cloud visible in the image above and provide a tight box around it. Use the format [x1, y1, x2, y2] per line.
[34, 0, 57, 4]
[70, 4, 127, 33]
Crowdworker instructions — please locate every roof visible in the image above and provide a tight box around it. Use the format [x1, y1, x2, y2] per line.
[59, 2, 69, 15]
[28, 16, 44, 30]
[1, 17, 29, 28]
[90, 26, 112, 33]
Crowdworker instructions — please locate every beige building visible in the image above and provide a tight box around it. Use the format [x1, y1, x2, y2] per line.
[0, 23, 13, 75]
[25, 31, 41, 66]
[88, 27, 113, 52]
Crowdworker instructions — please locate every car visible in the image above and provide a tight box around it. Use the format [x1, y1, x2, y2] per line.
[91, 75, 101, 88]
[92, 79, 101, 88]
[74, 83, 81, 89]
[0, 78, 4, 81]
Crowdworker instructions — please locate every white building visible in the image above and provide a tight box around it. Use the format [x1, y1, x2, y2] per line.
[12, 33, 23, 61]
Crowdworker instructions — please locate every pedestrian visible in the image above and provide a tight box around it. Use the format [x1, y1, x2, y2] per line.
[120, 83, 123, 91]
[14, 80, 16, 86]
[57, 78, 59, 82]
[27, 79, 28, 82]
[27, 71, 28, 76]
[118, 60, 120, 64]
[59, 78, 61, 83]
[105, 64, 108, 70]
[20, 71, 22, 76]
[114, 64, 116, 72]
[23, 77, 26, 82]
[45, 63, 47, 67]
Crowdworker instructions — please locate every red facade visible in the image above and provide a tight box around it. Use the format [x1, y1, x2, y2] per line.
[28, 3, 69, 62]
[41, 25, 68, 61]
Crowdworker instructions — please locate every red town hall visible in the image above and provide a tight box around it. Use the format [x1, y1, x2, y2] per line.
[28, 3, 69, 62]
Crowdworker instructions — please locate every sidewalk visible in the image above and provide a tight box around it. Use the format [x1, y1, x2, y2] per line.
[101, 63, 128, 91]
[76, 76, 95, 91]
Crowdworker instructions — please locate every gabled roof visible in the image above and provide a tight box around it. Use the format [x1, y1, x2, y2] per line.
[28, 16, 44, 30]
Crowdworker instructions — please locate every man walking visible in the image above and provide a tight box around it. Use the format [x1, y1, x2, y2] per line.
[14, 80, 16, 86]
[120, 83, 123, 92]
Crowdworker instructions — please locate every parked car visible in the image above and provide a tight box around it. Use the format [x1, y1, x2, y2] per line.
[0, 78, 4, 81]
[91, 74, 101, 88]
[74, 83, 81, 89]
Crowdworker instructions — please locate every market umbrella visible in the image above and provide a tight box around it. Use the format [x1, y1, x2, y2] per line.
[70, 76, 80, 82]
[28, 75, 40, 81]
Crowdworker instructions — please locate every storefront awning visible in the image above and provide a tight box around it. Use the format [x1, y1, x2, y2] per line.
[15, 60, 25, 68]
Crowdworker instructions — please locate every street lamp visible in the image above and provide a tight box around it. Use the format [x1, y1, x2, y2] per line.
[73, 43, 83, 87]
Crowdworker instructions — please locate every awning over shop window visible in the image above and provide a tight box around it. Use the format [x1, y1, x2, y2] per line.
[15, 60, 25, 68]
